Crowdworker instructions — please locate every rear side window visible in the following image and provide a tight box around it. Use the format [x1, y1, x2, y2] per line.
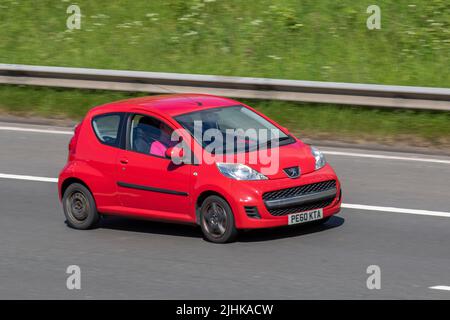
[92, 113, 123, 147]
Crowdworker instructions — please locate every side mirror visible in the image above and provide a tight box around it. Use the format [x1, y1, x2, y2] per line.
[165, 146, 185, 164]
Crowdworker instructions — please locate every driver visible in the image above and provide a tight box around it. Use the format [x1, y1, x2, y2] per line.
[149, 122, 177, 157]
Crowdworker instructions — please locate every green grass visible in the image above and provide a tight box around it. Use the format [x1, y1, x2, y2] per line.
[0, 1, 448, 148]
[253, 100, 450, 147]
[1, 85, 449, 149]
[0, 0, 448, 87]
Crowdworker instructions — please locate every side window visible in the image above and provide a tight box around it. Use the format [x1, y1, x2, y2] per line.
[129, 114, 176, 157]
[92, 114, 123, 147]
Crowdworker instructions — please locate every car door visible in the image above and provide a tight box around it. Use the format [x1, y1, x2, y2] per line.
[116, 112, 192, 220]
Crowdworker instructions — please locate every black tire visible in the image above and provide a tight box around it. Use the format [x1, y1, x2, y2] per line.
[62, 183, 99, 230]
[199, 195, 238, 243]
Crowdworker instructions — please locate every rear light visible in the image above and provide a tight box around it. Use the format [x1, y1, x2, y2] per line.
[68, 123, 81, 161]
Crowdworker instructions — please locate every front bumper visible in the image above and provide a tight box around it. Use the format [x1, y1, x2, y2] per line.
[229, 164, 342, 229]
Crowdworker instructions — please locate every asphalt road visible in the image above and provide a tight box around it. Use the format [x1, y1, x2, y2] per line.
[0, 121, 449, 299]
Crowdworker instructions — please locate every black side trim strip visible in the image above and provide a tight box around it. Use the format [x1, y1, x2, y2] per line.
[117, 182, 188, 196]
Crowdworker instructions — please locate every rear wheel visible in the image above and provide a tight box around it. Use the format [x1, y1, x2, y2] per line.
[62, 183, 99, 230]
[200, 196, 238, 243]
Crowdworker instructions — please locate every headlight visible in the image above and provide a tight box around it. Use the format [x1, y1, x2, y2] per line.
[216, 163, 268, 180]
[311, 146, 326, 170]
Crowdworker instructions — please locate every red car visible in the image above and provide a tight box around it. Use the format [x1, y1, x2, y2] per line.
[58, 94, 342, 243]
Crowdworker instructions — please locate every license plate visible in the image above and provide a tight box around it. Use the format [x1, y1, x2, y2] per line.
[288, 208, 323, 225]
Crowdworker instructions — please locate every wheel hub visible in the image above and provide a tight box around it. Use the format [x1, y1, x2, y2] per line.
[68, 192, 88, 221]
[203, 202, 227, 238]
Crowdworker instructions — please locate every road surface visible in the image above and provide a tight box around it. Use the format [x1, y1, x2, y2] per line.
[0, 122, 449, 299]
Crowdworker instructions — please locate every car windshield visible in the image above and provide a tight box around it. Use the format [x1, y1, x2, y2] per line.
[174, 105, 294, 154]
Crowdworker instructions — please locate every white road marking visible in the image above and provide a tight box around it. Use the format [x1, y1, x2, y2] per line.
[342, 203, 450, 218]
[0, 173, 58, 183]
[322, 150, 450, 165]
[429, 286, 450, 291]
[0, 126, 73, 135]
[1, 172, 450, 218]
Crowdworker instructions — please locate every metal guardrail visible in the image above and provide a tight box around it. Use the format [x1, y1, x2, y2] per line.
[0, 63, 449, 111]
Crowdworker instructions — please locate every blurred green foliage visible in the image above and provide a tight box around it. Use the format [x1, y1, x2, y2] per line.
[0, 85, 449, 148]
[0, 1, 448, 148]
[0, 0, 448, 86]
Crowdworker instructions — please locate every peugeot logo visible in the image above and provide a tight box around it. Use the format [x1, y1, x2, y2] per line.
[283, 166, 300, 179]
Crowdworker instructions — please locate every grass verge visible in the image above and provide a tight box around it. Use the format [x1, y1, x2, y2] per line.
[0, 85, 449, 149]
[0, 0, 448, 87]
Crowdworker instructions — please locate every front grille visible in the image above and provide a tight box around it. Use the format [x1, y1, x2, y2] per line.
[263, 180, 337, 216]
[267, 198, 334, 216]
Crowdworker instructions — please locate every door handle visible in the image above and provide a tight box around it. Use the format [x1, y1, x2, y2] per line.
[119, 158, 129, 164]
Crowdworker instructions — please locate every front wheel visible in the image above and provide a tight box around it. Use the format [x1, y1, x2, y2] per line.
[200, 195, 238, 243]
[62, 183, 99, 230]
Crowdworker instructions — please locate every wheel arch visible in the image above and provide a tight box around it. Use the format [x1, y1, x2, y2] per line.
[195, 190, 230, 225]
[60, 177, 93, 200]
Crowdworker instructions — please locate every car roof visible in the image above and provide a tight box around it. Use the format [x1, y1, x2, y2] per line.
[89, 94, 241, 117]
